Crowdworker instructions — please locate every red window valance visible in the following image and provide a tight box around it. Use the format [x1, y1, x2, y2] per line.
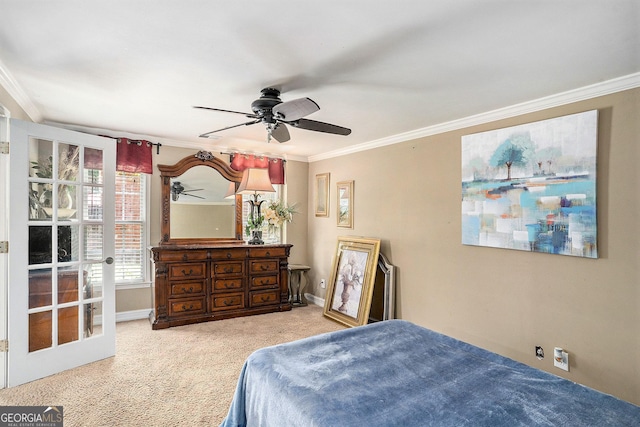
[229, 154, 285, 185]
[116, 138, 153, 174]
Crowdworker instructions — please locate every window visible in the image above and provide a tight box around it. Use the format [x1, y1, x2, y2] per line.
[114, 172, 148, 284]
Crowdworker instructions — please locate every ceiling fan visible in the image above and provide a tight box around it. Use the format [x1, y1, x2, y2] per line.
[194, 87, 352, 143]
[171, 181, 204, 202]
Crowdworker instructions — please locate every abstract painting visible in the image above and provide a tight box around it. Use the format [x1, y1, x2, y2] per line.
[462, 110, 598, 258]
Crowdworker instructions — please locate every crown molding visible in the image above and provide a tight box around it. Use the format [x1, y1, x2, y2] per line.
[0, 59, 42, 122]
[308, 72, 640, 163]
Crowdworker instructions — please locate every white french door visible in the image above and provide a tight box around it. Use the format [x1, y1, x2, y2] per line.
[8, 119, 116, 386]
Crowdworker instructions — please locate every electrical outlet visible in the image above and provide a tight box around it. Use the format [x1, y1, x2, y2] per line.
[554, 347, 569, 371]
[320, 279, 326, 288]
[535, 346, 544, 360]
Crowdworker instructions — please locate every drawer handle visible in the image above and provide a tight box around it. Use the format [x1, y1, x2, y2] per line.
[223, 266, 235, 273]
[181, 268, 194, 276]
[182, 304, 194, 311]
[181, 286, 194, 293]
[224, 282, 235, 288]
[265, 251, 270, 256]
[226, 252, 232, 259]
[259, 279, 271, 285]
[260, 265, 270, 271]
[223, 298, 236, 306]
[261, 295, 272, 302]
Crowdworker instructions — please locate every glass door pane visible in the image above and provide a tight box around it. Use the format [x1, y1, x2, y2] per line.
[27, 138, 85, 351]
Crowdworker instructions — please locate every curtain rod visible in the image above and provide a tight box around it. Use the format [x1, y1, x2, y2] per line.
[220, 151, 286, 162]
[100, 135, 162, 154]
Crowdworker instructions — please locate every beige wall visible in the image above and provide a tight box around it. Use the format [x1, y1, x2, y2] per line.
[282, 160, 309, 265]
[307, 88, 640, 405]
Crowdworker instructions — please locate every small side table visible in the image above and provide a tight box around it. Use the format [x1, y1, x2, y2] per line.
[288, 264, 310, 307]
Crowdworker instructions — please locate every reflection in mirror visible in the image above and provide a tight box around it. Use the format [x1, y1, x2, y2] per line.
[158, 151, 243, 245]
[169, 166, 236, 239]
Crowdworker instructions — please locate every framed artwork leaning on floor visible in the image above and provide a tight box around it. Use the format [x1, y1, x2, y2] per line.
[323, 236, 380, 327]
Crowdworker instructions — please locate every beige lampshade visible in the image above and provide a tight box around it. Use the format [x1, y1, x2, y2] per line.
[224, 181, 237, 199]
[237, 168, 275, 194]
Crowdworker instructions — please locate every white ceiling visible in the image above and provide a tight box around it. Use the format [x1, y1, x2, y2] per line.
[1, 1, 638, 161]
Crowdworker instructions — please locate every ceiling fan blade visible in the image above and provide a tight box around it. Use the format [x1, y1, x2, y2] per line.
[199, 119, 262, 138]
[270, 123, 290, 143]
[184, 193, 205, 199]
[193, 105, 258, 118]
[272, 97, 320, 121]
[290, 118, 351, 136]
[182, 189, 203, 193]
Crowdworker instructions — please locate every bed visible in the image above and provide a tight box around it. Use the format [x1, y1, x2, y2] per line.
[220, 320, 640, 426]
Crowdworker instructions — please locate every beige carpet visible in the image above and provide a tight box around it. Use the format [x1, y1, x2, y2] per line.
[0, 305, 345, 427]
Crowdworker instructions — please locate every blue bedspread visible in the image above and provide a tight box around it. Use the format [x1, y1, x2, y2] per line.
[220, 320, 640, 426]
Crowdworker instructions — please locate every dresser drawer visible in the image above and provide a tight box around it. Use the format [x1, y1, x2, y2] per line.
[170, 280, 205, 297]
[211, 292, 245, 311]
[250, 274, 278, 289]
[213, 261, 244, 276]
[249, 260, 279, 274]
[210, 248, 246, 260]
[213, 278, 244, 292]
[157, 250, 209, 262]
[250, 290, 280, 307]
[168, 262, 206, 280]
[249, 247, 286, 258]
[168, 297, 206, 316]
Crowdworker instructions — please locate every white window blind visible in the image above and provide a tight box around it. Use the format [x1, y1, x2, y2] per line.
[114, 172, 146, 282]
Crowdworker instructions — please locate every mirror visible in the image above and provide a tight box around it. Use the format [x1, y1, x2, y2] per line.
[158, 151, 243, 245]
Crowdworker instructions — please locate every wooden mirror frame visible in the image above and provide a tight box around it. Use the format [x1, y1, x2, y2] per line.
[158, 151, 244, 246]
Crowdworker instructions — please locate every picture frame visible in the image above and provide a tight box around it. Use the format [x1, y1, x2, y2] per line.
[461, 110, 598, 258]
[323, 236, 381, 327]
[336, 180, 353, 228]
[315, 173, 330, 217]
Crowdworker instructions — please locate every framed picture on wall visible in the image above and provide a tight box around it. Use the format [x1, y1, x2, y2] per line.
[337, 180, 354, 228]
[461, 110, 598, 258]
[315, 173, 330, 217]
[323, 236, 380, 327]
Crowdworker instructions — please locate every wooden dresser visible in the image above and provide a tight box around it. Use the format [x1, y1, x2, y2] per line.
[150, 243, 292, 329]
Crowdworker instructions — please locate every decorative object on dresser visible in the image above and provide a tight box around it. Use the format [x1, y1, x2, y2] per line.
[152, 152, 292, 329]
[236, 168, 276, 245]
